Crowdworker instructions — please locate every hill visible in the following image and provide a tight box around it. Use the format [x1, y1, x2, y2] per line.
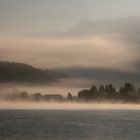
[0, 61, 67, 83]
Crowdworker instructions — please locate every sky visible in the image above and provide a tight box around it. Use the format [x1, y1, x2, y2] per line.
[0, 0, 140, 35]
[0, 0, 140, 85]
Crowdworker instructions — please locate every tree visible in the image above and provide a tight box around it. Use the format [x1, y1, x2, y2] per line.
[119, 83, 137, 101]
[98, 85, 105, 94]
[90, 85, 97, 94]
[32, 93, 42, 101]
[78, 90, 93, 100]
[67, 93, 73, 101]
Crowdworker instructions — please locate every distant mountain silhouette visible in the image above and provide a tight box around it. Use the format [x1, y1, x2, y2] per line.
[27, 16, 140, 38]
[0, 61, 68, 83]
[69, 17, 140, 36]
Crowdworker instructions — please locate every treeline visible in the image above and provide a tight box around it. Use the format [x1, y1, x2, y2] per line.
[3, 91, 64, 102]
[78, 83, 140, 102]
[1, 83, 140, 103]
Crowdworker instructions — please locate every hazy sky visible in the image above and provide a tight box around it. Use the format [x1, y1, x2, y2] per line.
[0, 0, 140, 35]
[0, 0, 140, 85]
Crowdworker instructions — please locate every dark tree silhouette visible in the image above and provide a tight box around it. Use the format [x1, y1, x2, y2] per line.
[99, 85, 105, 93]
[77, 83, 140, 102]
[43, 94, 63, 101]
[1, 82, 140, 103]
[32, 93, 42, 101]
[78, 90, 93, 100]
[67, 93, 73, 101]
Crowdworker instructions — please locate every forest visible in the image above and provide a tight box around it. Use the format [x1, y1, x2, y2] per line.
[1, 83, 140, 103]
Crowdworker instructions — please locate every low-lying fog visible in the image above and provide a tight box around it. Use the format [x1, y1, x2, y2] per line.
[0, 101, 140, 110]
[0, 79, 91, 97]
[1, 82, 140, 110]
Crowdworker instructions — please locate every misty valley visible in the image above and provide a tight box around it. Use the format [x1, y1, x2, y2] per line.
[0, 61, 140, 104]
[1, 83, 140, 104]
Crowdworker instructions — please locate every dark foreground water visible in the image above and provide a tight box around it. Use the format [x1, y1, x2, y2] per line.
[0, 110, 140, 140]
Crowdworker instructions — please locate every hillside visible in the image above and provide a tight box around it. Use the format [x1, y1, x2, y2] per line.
[0, 61, 67, 83]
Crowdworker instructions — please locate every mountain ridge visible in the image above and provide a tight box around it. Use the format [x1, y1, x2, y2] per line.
[0, 61, 68, 83]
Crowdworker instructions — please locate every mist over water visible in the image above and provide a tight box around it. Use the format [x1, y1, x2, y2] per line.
[1, 101, 140, 110]
[0, 79, 89, 97]
[0, 82, 140, 110]
[0, 86, 80, 98]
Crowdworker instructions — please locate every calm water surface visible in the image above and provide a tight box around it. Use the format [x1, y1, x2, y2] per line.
[0, 110, 140, 140]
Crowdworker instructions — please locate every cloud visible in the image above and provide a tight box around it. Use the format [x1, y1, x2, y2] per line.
[27, 16, 140, 38]
[54, 66, 140, 86]
[0, 34, 138, 71]
[0, 17, 140, 75]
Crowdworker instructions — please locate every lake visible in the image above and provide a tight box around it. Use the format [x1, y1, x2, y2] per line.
[0, 110, 140, 140]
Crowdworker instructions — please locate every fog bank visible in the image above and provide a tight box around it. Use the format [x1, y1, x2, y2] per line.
[1, 101, 140, 110]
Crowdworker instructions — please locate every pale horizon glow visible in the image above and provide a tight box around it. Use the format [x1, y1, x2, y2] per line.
[0, 34, 139, 72]
[0, 101, 140, 110]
